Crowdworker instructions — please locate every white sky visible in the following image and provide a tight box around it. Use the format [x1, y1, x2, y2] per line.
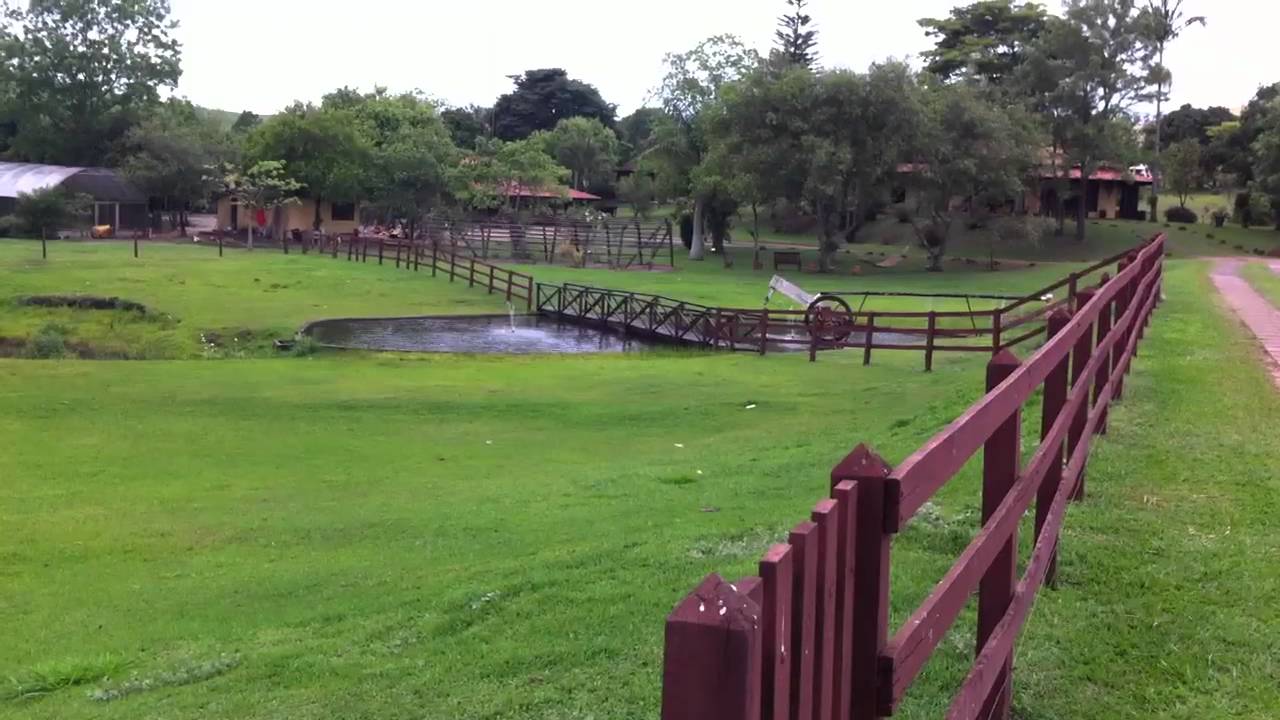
[171, 0, 1275, 118]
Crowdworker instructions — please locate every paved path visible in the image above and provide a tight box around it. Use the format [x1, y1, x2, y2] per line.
[1210, 259, 1280, 387]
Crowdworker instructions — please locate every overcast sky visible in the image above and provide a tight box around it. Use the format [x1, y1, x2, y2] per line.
[171, 0, 1274, 119]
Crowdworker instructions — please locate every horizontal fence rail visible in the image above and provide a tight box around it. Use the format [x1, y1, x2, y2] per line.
[660, 234, 1166, 720]
[420, 216, 676, 269]
[536, 244, 1143, 368]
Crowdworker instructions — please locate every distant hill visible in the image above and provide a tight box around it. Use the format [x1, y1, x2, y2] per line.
[194, 106, 270, 131]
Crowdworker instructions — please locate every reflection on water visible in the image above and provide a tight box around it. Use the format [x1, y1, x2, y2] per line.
[304, 314, 661, 354]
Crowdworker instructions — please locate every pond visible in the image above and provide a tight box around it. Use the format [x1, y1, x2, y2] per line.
[302, 314, 664, 354]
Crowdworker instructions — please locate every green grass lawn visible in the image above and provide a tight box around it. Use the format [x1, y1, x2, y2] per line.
[2, 241, 1278, 718]
[1240, 259, 1280, 307]
[0, 240, 510, 357]
[686, 213, 1278, 262]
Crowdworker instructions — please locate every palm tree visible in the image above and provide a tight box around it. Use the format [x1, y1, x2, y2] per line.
[1139, 1, 1205, 221]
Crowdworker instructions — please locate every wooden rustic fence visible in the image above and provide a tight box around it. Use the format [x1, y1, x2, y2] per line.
[536, 242, 1146, 369]
[420, 217, 676, 269]
[660, 233, 1166, 720]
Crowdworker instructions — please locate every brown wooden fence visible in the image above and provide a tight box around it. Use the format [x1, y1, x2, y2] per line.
[420, 216, 676, 269]
[536, 242, 1146, 369]
[660, 233, 1166, 720]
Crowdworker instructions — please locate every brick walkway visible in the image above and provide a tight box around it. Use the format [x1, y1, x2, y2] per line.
[1211, 259, 1280, 387]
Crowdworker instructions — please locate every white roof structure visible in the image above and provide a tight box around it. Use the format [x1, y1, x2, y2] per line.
[0, 162, 87, 198]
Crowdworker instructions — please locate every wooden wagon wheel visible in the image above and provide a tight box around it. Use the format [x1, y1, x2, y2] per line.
[805, 294, 855, 342]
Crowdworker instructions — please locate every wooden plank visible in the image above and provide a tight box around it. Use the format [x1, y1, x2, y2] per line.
[761, 544, 794, 720]
[810, 500, 838, 720]
[787, 522, 818, 720]
[977, 350, 1021, 720]
[661, 574, 763, 720]
[830, 444, 894, 719]
[831, 481, 858, 720]
[1037, 310, 1071, 588]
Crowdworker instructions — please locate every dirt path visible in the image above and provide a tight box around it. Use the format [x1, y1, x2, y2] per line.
[1210, 258, 1280, 387]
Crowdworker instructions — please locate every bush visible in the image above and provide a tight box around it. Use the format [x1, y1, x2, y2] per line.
[27, 323, 68, 359]
[0, 214, 20, 237]
[1164, 205, 1198, 224]
[894, 206, 912, 224]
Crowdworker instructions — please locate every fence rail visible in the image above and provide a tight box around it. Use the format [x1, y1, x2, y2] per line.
[660, 233, 1166, 720]
[420, 217, 676, 269]
[536, 243, 1143, 368]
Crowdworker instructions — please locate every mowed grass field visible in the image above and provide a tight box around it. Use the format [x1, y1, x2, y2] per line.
[2, 239, 1278, 718]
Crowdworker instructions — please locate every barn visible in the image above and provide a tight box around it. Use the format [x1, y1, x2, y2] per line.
[0, 162, 149, 231]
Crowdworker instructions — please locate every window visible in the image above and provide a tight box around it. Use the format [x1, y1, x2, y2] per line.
[331, 202, 356, 221]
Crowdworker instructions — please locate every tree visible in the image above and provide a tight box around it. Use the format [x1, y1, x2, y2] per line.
[704, 64, 814, 267]
[441, 105, 491, 149]
[541, 117, 620, 191]
[223, 161, 301, 249]
[369, 123, 459, 242]
[1020, 1, 1151, 241]
[652, 35, 761, 260]
[919, 1, 1049, 86]
[121, 100, 233, 233]
[1142, 103, 1234, 150]
[805, 63, 925, 269]
[1253, 99, 1280, 229]
[617, 107, 665, 160]
[492, 69, 615, 141]
[617, 173, 656, 218]
[1137, 0, 1205, 221]
[1222, 83, 1280, 184]
[774, 0, 819, 69]
[0, 0, 181, 166]
[905, 82, 1040, 270]
[231, 111, 261, 135]
[244, 106, 371, 230]
[13, 187, 91, 239]
[451, 138, 568, 212]
[1163, 138, 1201, 208]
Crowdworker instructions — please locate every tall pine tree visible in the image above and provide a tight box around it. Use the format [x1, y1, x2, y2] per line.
[775, 0, 819, 69]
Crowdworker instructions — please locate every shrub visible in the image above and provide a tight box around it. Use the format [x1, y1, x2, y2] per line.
[1164, 205, 1198, 224]
[895, 206, 912, 224]
[27, 323, 68, 358]
[291, 335, 320, 357]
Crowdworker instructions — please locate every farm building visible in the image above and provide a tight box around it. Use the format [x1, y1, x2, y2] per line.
[0, 161, 148, 230]
[214, 197, 361, 238]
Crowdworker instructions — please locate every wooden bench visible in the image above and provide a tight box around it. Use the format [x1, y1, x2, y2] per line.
[773, 250, 803, 271]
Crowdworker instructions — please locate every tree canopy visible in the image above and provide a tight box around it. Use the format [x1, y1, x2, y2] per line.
[774, 0, 819, 69]
[540, 117, 620, 192]
[919, 1, 1049, 85]
[0, 0, 182, 165]
[491, 69, 615, 141]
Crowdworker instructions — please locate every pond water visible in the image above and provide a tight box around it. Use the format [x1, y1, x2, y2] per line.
[303, 314, 663, 354]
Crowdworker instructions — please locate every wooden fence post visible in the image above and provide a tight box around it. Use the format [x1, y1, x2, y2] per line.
[661, 574, 763, 720]
[1093, 273, 1113, 435]
[925, 311, 937, 372]
[1038, 310, 1072, 588]
[41, 233, 47, 259]
[489, 265, 496, 294]
[830, 444, 894, 720]
[378, 239, 384, 265]
[432, 242, 438, 277]
[991, 309, 1002, 352]
[217, 232, 223, 257]
[787, 521, 818, 720]
[1068, 288, 1096, 501]
[863, 313, 875, 366]
[809, 499, 838, 720]
[759, 309, 769, 356]
[978, 350, 1022, 720]
[761, 544, 794, 720]
[133, 234, 139, 258]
